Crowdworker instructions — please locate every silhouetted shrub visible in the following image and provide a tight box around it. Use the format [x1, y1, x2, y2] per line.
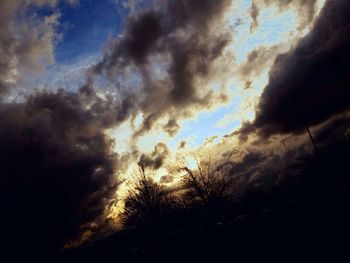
[180, 158, 232, 207]
[121, 164, 176, 228]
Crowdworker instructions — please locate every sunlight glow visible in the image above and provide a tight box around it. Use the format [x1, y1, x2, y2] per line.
[107, 0, 327, 168]
[106, 0, 327, 222]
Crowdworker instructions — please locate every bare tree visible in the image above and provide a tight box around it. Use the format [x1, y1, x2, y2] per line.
[179, 157, 232, 206]
[121, 163, 173, 228]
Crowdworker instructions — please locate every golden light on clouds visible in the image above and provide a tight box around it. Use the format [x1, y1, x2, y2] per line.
[110, 1, 326, 151]
[4, 0, 350, 255]
[104, 0, 328, 222]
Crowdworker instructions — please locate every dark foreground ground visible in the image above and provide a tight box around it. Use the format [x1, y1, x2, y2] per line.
[61, 174, 350, 261]
[60, 142, 350, 262]
[5, 139, 350, 262]
[62, 203, 349, 261]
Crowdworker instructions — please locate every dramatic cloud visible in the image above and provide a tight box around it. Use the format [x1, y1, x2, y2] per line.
[138, 142, 169, 170]
[249, 0, 350, 136]
[0, 1, 236, 252]
[249, 2, 259, 32]
[0, 90, 120, 253]
[312, 112, 350, 144]
[163, 118, 180, 137]
[159, 174, 174, 185]
[90, 0, 232, 140]
[3, 0, 346, 255]
[178, 141, 187, 150]
[0, 0, 78, 98]
[0, 1, 126, 255]
[239, 45, 278, 78]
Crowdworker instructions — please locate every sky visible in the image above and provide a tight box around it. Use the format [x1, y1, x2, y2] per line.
[2, 0, 350, 252]
[103, 0, 326, 184]
[10, 0, 324, 157]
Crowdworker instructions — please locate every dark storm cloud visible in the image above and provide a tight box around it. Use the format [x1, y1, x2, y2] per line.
[0, 1, 126, 255]
[163, 118, 180, 137]
[249, 0, 350, 137]
[178, 140, 186, 149]
[123, 11, 162, 65]
[160, 174, 174, 184]
[138, 142, 169, 170]
[217, 137, 313, 197]
[0, 90, 120, 252]
[0, 0, 232, 253]
[312, 113, 350, 144]
[249, 2, 259, 32]
[217, 150, 272, 195]
[91, 0, 232, 138]
[239, 46, 278, 78]
[229, 152, 264, 176]
[234, 113, 350, 194]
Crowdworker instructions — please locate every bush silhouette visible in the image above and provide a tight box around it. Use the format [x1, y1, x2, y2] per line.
[121, 164, 176, 228]
[180, 158, 232, 207]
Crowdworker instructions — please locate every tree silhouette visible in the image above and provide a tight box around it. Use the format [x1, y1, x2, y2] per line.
[179, 158, 232, 206]
[121, 163, 174, 228]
